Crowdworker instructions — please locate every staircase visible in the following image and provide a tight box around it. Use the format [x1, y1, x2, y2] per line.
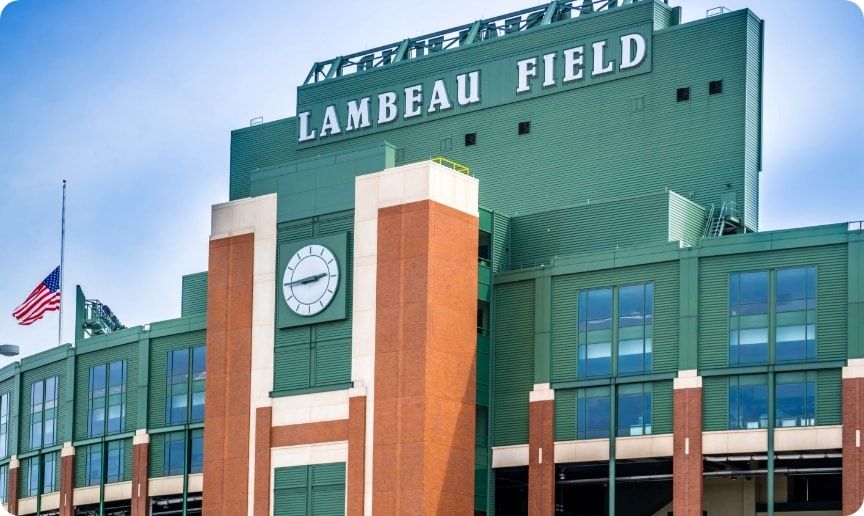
[704, 201, 730, 238]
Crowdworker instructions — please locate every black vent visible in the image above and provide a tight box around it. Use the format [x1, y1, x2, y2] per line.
[518, 121, 530, 135]
[676, 87, 690, 102]
[464, 132, 477, 146]
[709, 80, 723, 95]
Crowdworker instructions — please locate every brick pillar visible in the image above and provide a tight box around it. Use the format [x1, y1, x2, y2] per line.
[528, 384, 555, 516]
[253, 407, 272, 516]
[843, 360, 864, 514]
[7, 456, 19, 516]
[59, 443, 74, 516]
[203, 233, 255, 516]
[673, 370, 703, 516]
[131, 430, 150, 516]
[372, 198, 478, 515]
[347, 388, 367, 516]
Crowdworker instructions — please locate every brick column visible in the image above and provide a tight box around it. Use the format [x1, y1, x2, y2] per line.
[843, 360, 864, 514]
[673, 370, 703, 516]
[131, 430, 150, 516]
[253, 407, 272, 516]
[347, 387, 367, 516]
[59, 442, 74, 516]
[7, 456, 19, 516]
[372, 197, 478, 515]
[203, 232, 255, 515]
[528, 384, 555, 516]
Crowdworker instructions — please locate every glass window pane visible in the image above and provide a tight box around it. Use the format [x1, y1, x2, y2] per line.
[91, 365, 106, 395]
[28, 458, 39, 496]
[32, 380, 43, 409]
[739, 271, 768, 305]
[190, 432, 204, 474]
[171, 349, 189, 381]
[109, 361, 125, 392]
[618, 285, 644, 324]
[777, 268, 806, 303]
[193, 346, 206, 376]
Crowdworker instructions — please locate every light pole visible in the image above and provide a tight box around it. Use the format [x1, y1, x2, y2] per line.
[0, 344, 20, 357]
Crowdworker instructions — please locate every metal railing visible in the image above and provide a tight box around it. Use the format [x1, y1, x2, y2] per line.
[850, 220, 864, 232]
[431, 156, 471, 176]
[706, 6, 730, 17]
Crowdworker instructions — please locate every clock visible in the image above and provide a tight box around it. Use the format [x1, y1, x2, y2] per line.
[282, 244, 340, 316]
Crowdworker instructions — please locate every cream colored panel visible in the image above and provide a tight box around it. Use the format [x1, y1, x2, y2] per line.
[703, 429, 768, 455]
[491, 444, 530, 468]
[775, 425, 841, 451]
[554, 439, 610, 463]
[104, 481, 133, 502]
[40, 492, 60, 511]
[270, 389, 350, 426]
[615, 434, 673, 459]
[18, 497, 35, 515]
[73, 485, 101, 506]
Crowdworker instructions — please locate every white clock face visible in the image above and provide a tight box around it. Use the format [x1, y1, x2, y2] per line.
[282, 244, 340, 317]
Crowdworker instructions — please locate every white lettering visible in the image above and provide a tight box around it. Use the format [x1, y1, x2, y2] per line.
[457, 71, 481, 105]
[298, 111, 316, 142]
[542, 53, 556, 87]
[592, 40, 614, 76]
[516, 58, 537, 93]
[563, 46, 584, 83]
[346, 97, 371, 131]
[319, 105, 341, 137]
[404, 85, 423, 118]
[619, 33, 646, 70]
[427, 80, 452, 113]
[378, 91, 398, 124]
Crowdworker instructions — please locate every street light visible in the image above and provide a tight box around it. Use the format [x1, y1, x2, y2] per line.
[0, 344, 20, 357]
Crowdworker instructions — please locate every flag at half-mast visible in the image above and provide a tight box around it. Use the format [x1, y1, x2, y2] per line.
[12, 266, 61, 326]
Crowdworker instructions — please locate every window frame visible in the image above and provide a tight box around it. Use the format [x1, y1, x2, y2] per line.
[166, 345, 206, 426]
[617, 383, 653, 437]
[29, 377, 59, 450]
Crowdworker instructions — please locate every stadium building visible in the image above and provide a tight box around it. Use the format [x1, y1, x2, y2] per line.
[1, 0, 863, 514]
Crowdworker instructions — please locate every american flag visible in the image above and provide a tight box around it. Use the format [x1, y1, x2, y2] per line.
[12, 266, 61, 326]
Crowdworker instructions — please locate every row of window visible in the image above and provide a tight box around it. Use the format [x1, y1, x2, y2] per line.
[728, 372, 816, 430]
[577, 383, 653, 439]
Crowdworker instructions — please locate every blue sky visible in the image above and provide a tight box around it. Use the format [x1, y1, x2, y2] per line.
[0, 0, 862, 366]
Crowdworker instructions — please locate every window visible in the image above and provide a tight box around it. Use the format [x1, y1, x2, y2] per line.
[164, 432, 186, 476]
[617, 383, 652, 437]
[85, 440, 126, 486]
[728, 375, 768, 429]
[88, 361, 127, 437]
[577, 387, 610, 439]
[0, 393, 9, 458]
[86, 445, 102, 486]
[729, 271, 769, 365]
[618, 284, 653, 376]
[27, 456, 39, 497]
[105, 440, 124, 483]
[464, 132, 476, 146]
[166, 346, 206, 425]
[26, 452, 59, 496]
[190, 429, 204, 474]
[0, 464, 7, 504]
[29, 377, 58, 449]
[43, 452, 57, 493]
[776, 372, 816, 427]
[578, 288, 613, 378]
[676, 87, 690, 102]
[776, 267, 816, 363]
[517, 121, 530, 135]
[709, 80, 723, 95]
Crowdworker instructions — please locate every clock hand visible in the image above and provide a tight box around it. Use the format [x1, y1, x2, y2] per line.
[284, 272, 327, 286]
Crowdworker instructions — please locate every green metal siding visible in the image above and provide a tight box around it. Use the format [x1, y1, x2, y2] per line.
[0, 377, 17, 459]
[181, 272, 208, 317]
[743, 13, 763, 231]
[702, 376, 728, 431]
[668, 192, 707, 247]
[74, 344, 138, 441]
[492, 281, 534, 446]
[148, 330, 206, 429]
[273, 463, 345, 516]
[492, 212, 511, 273]
[149, 433, 166, 478]
[652, 380, 673, 435]
[550, 261, 679, 383]
[554, 388, 576, 441]
[230, 119, 297, 200]
[19, 359, 67, 454]
[817, 368, 841, 425]
[698, 244, 848, 369]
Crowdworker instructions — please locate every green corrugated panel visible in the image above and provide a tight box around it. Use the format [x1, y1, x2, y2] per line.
[477, 334, 491, 406]
[743, 13, 763, 231]
[817, 369, 841, 425]
[18, 456, 29, 498]
[0, 377, 17, 458]
[123, 437, 132, 481]
[698, 245, 848, 368]
[181, 272, 208, 317]
[702, 376, 728, 431]
[311, 463, 345, 515]
[230, 119, 298, 200]
[510, 192, 670, 268]
[668, 192, 706, 247]
[274, 465, 308, 516]
[652, 380, 673, 435]
[149, 433, 166, 477]
[551, 275, 578, 383]
[554, 389, 576, 441]
[492, 281, 534, 446]
[19, 359, 67, 454]
[274, 343, 312, 392]
[492, 212, 510, 273]
[312, 340, 352, 387]
[74, 343, 139, 441]
[148, 330, 206, 430]
[475, 405, 489, 511]
[548, 261, 679, 379]
[75, 445, 88, 488]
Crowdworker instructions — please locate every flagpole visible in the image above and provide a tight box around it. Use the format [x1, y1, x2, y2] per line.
[59, 179, 66, 347]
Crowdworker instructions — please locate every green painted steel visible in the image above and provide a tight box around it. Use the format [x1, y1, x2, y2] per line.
[491, 212, 511, 273]
[273, 463, 346, 516]
[475, 405, 489, 511]
[492, 281, 534, 446]
[180, 272, 208, 317]
[668, 192, 707, 247]
[554, 388, 577, 441]
[702, 376, 728, 431]
[816, 368, 841, 425]
[849, 235, 864, 358]
[149, 433, 166, 478]
[652, 379, 673, 434]
[698, 244, 848, 369]
[148, 330, 206, 429]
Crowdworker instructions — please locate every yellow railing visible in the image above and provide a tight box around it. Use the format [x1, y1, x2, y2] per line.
[431, 156, 471, 176]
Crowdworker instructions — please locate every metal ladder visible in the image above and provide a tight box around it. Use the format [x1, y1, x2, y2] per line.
[704, 201, 729, 238]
